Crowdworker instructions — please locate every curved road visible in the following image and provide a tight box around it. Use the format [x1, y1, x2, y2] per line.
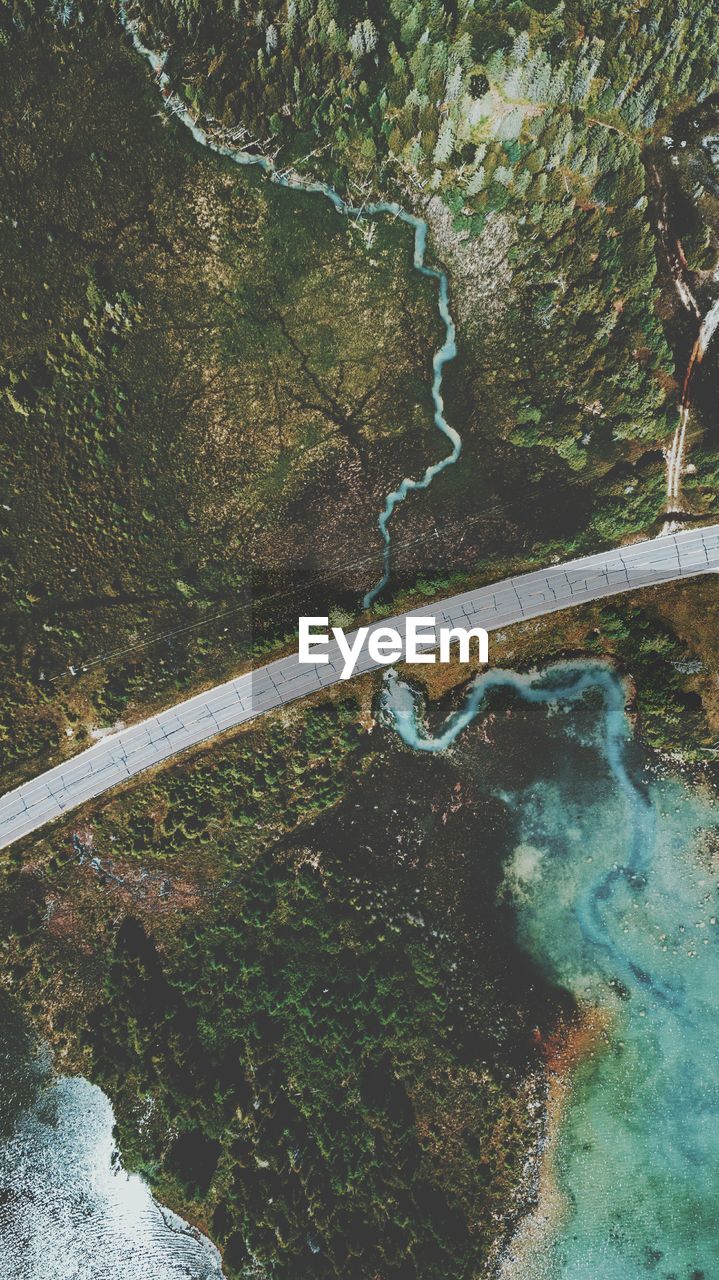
[2, 524, 718, 850]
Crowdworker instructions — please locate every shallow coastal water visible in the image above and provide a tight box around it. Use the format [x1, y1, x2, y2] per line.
[2, 661, 717, 1277]
[0, 1072, 224, 1279]
[384, 663, 719, 1279]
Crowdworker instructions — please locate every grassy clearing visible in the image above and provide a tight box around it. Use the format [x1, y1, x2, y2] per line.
[0, 13, 443, 785]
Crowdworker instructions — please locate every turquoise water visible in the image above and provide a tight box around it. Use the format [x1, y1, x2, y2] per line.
[119, 6, 461, 610]
[383, 663, 719, 1279]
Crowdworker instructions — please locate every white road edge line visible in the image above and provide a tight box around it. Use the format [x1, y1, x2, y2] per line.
[1, 525, 718, 850]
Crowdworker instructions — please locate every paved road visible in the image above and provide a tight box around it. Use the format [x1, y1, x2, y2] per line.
[2, 524, 718, 850]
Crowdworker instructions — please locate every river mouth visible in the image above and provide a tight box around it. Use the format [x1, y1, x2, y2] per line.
[2, 659, 718, 1276]
[384, 660, 719, 1279]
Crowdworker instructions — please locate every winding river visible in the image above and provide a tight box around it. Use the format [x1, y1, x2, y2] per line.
[10, 15, 719, 1277]
[384, 662, 719, 1278]
[119, 5, 461, 609]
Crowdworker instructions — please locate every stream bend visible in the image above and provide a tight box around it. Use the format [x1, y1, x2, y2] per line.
[119, 5, 461, 608]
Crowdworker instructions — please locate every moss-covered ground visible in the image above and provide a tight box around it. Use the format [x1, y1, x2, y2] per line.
[0, 9, 444, 785]
[2, 679, 568, 1279]
[6, 5, 718, 790]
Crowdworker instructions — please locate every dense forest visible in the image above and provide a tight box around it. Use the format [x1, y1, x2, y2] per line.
[4, 0, 719, 483]
[1, 684, 570, 1280]
[113, 0, 719, 462]
[4, 4, 719, 1273]
[5, 0, 719, 788]
[2, 5, 719, 754]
